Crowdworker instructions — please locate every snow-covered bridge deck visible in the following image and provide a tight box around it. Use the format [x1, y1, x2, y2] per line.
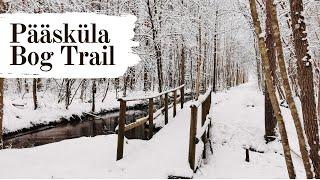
[111, 101, 195, 178]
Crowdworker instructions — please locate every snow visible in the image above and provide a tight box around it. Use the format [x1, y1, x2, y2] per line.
[195, 82, 305, 178]
[0, 82, 307, 178]
[3, 89, 139, 133]
[0, 100, 194, 178]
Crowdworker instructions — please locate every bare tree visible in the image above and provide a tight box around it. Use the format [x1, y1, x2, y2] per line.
[249, 0, 296, 177]
[264, 0, 277, 142]
[267, 1, 313, 177]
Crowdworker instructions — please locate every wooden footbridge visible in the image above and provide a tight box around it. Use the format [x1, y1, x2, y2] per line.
[116, 85, 213, 174]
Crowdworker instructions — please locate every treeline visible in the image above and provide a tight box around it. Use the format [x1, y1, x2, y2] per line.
[0, 0, 250, 146]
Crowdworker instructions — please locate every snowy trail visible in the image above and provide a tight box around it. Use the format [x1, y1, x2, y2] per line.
[196, 82, 305, 178]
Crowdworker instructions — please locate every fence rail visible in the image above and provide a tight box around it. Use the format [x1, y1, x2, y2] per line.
[188, 88, 212, 171]
[116, 85, 185, 160]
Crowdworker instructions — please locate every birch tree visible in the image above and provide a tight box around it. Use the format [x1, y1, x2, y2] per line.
[249, 0, 295, 177]
[267, 1, 313, 177]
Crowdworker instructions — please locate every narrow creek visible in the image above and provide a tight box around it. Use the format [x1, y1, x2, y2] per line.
[3, 109, 151, 148]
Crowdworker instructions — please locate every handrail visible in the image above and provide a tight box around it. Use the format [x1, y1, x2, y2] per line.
[119, 84, 185, 102]
[190, 86, 212, 108]
[188, 88, 212, 171]
[116, 85, 185, 160]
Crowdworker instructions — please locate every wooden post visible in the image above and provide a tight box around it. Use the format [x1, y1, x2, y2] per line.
[173, 90, 177, 117]
[201, 99, 208, 159]
[165, 93, 168, 124]
[245, 148, 250, 162]
[148, 98, 154, 139]
[188, 105, 198, 171]
[180, 86, 184, 109]
[116, 99, 126, 160]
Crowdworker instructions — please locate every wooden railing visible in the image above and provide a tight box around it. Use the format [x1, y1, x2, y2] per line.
[116, 84, 185, 160]
[188, 88, 212, 171]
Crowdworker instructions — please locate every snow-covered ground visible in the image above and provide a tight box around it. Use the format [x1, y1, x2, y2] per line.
[0, 82, 306, 178]
[3, 89, 147, 133]
[0, 101, 193, 178]
[195, 82, 305, 178]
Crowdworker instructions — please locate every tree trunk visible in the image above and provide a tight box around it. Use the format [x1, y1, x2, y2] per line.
[32, 78, 38, 110]
[0, 78, 3, 148]
[102, 79, 110, 103]
[147, 0, 163, 93]
[0, 0, 4, 13]
[249, 0, 296, 178]
[65, 79, 70, 110]
[195, 15, 202, 100]
[254, 37, 262, 91]
[143, 64, 149, 92]
[264, 0, 277, 143]
[289, 0, 320, 177]
[16, 78, 21, 93]
[24, 79, 29, 93]
[264, 84, 277, 142]
[267, 1, 313, 178]
[213, 9, 218, 92]
[92, 80, 96, 112]
[80, 79, 86, 102]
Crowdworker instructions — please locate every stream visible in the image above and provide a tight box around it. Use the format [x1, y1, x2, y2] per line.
[3, 93, 192, 149]
[3, 110, 150, 148]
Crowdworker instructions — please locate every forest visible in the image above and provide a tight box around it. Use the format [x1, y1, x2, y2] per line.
[0, 0, 319, 178]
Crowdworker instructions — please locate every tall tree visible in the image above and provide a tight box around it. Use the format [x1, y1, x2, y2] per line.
[249, 0, 296, 178]
[213, 9, 218, 92]
[195, 15, 202, 99]
[264, 0, 277, 142]
[267, 1, 313, 178]
[289, 0, 320, 177]
[147, 0, 163, 93]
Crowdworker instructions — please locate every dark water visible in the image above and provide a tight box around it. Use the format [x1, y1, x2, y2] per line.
[3, 110, 148, 148]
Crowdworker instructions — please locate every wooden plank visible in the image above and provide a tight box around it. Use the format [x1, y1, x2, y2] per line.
[116, 99, 126, 160]
[124, 116, 149, 132]
[121, 84, 185, 102]
[188, 105, 198, 171]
